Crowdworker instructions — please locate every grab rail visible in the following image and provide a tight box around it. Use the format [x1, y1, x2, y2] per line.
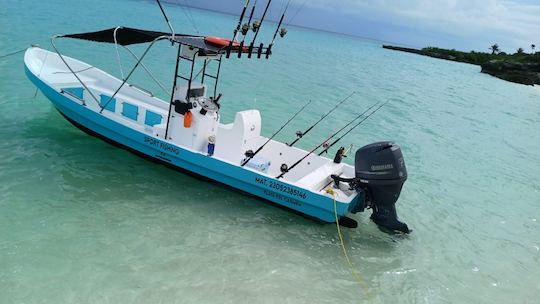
[60, 89, 85, 104]
[129, 83, 154, 97]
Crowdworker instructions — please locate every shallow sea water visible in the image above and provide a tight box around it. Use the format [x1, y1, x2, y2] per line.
[1, 0, 540, 303]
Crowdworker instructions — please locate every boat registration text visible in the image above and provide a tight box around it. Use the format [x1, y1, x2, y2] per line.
[255, 177, 307, 199]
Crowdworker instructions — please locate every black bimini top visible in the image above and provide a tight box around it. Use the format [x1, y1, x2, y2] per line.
[59, 26, 271, 57]
[60, 27, 189, 45]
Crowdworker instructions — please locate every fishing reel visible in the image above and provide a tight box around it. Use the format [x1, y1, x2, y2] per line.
[252, 21, 260, 32]
[333, 146, 347, 164]
[241, 23, 250, 35]
[279, 27, 288, 38]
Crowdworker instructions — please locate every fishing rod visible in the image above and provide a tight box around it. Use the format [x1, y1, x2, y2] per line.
[240, 0, 257, 44]
[156, 0, 175, 40]
[248, 0, 272, 57]
[318, 100, 391, 155]
[241, 99, 312, 167]
[277, 100, 384, 179]
[288, 91, 356, 147]
[233, 0, 250, 41]
[270, 0, 291, 45]
[252, 0, 272, 43]
[264, 0, 291, 58]
[285, 0, 307, 28]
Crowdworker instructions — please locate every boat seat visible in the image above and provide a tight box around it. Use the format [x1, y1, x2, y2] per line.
[214, 110, 261, 163]
[296, 162, 344, 191]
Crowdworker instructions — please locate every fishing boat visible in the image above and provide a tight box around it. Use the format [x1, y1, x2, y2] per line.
[24, 1, 410, 233]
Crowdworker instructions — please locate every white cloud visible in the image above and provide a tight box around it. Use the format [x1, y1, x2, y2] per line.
[296, 0, 540, 50]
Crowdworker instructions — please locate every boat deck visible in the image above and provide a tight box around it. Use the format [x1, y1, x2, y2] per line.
[25, 47, 358, 203]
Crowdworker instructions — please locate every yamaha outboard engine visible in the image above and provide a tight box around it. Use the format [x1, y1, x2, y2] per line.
[332, 141, 409, 233]
[355, 141, 409, 233]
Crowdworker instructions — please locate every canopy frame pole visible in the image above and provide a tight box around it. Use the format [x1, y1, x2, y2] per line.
[51, 35, 169, 110]
[186, 52, 197, 101]
[156, 0, 175, 40]
[213, 56, 222, 99]
[121, 45, 170, 97]
[113, 27, 125, 80]
[164, 44, 182, 140]
[51, 35, 99, 107]
[201, 59, 207, 84]
[98, 36, 169, 114]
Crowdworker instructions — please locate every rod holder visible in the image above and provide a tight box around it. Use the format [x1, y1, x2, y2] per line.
[257, 43, 264, 58]
[226, 41, 232, 58]
[265, 44, 272, 59]
[238, 41, 244, 58]
[248, 42, 254, 58]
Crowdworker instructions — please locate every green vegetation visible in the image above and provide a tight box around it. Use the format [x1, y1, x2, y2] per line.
[383, 44, 540, 85]
[421, 46, 540, 65]
[490, 44, 500, 55]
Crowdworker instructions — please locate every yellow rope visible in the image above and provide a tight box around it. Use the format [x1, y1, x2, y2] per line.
[343, 144, 353, 157]
[326, 188, 374, 303]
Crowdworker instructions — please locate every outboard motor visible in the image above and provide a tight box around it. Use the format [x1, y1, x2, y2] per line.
[332, 141, 409, 233]
[355, 141, 409, 233]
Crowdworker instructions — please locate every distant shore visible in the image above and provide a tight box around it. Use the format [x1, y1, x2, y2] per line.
[383, 45, 540, 86]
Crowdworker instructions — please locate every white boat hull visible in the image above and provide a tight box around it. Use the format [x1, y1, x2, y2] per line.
[24, 47, 363, 223]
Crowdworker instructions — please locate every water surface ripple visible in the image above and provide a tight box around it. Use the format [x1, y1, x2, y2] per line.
[1, 0, 539, 303]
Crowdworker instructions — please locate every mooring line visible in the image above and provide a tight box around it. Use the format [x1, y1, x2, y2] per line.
[0, 48, 27, 60]
[326, 188, 374, 303]
[0, 43, 44, 60]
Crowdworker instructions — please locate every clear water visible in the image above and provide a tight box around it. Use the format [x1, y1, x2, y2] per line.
[1, 0, 540, 303]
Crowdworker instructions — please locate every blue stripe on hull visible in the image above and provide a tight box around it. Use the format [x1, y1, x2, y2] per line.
[25, 66, 359, 223]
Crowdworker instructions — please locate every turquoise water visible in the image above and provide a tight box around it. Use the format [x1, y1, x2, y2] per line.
[1, 0, 540, 303]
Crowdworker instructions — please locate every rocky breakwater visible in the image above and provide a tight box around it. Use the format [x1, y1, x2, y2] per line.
[480, 61, 540, 86]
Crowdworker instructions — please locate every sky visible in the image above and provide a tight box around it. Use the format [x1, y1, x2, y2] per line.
[170, 0, 540, 53]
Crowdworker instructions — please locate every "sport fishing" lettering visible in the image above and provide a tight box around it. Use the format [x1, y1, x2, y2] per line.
[144, 136, 180, 155]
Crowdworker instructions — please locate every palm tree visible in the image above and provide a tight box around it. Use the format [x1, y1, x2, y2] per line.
[532, 44, 536, 54]
[489, 44, 500, 55]
[517, 47, 524, 54]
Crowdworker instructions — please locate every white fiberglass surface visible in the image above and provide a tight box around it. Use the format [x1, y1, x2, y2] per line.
[25, 48, 355, 200]
[25, 47, 169, 111]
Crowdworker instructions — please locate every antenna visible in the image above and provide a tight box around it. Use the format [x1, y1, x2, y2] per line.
[156, 0, 175, 40]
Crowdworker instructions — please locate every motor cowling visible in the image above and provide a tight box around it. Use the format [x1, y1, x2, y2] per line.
[354, 141, 409, 233]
